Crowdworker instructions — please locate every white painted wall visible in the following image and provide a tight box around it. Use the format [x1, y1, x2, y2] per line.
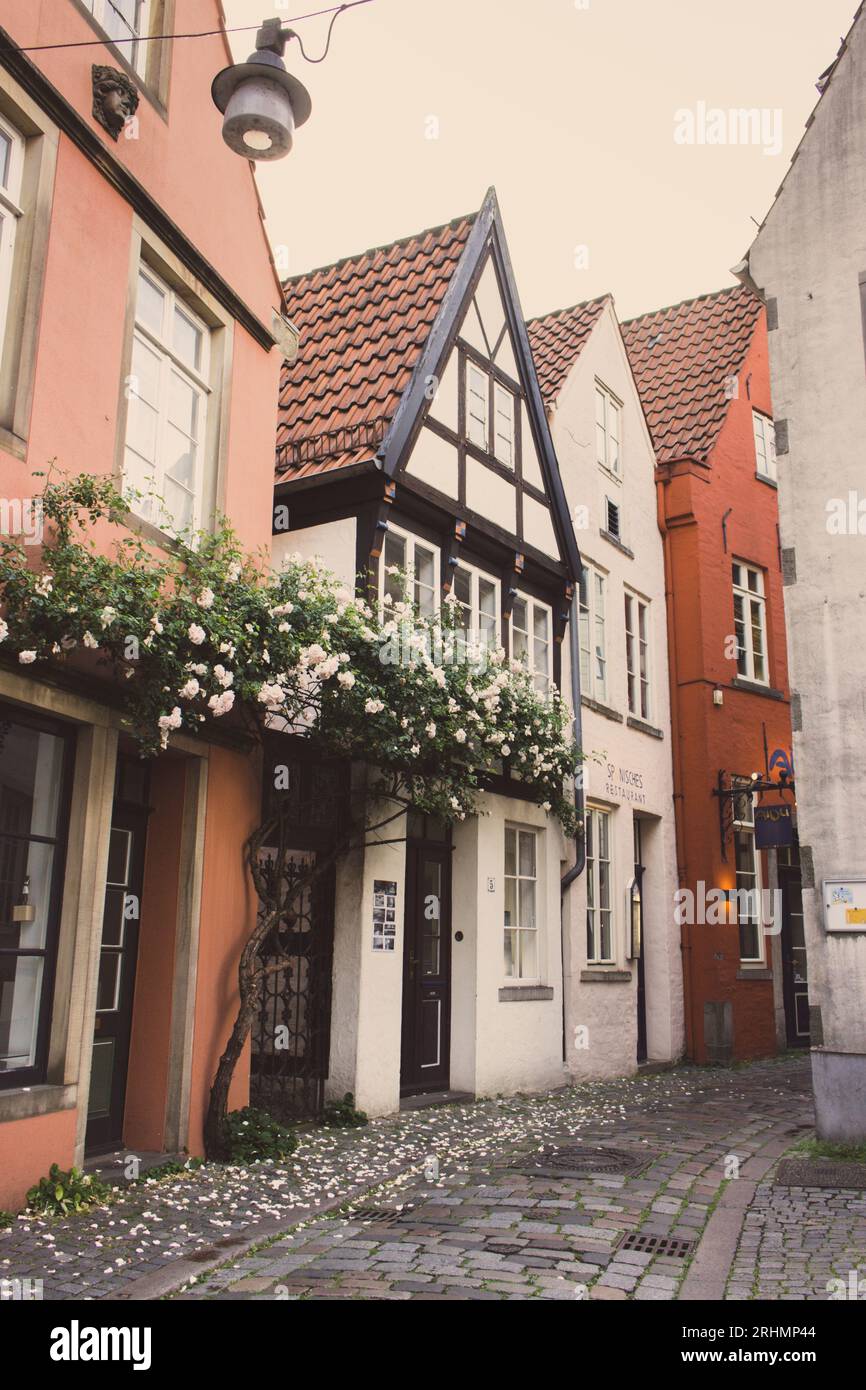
[551, 302, 683, 1078]
[748, 13, 866, 1139]
[271, 516, 358, 589]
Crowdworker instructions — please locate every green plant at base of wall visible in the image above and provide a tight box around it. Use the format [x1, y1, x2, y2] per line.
[223, 1107, 298, 1163]
[25, 1164, 113, 1218]
[321, 1093, 369, 1128]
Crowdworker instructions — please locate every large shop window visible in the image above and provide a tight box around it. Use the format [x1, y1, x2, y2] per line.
[0, 711, 73, 1085]
[123, 263, 212, 538]
[586, 806, 614, 964]
[504, 826, 539, 980]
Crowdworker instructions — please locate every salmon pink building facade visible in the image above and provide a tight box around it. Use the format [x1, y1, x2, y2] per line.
[0, 1, 289, 1208]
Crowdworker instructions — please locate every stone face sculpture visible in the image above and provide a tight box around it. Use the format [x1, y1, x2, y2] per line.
[92, 64, 140, 140]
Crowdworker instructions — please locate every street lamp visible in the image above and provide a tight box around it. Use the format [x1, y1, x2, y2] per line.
[211, 17, 312, 161]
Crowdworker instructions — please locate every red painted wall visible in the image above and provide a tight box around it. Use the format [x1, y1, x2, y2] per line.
[661, 312, 794, 1062]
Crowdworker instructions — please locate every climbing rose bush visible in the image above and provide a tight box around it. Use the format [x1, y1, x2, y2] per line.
[0, 474, 580, 833]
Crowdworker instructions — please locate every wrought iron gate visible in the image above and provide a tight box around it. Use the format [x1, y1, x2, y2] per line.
[250, 848, 336, 1122]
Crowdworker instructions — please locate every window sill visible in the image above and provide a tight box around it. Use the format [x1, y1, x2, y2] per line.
[499, 985, 554, 1002]
[599, 528, 634, 559]
[736, 968, 773, 981]
[581, 694, 624, 724]
[626, 715, 664, 739]
[755, 472, 778, 489]
[580, 969, 632, 983]
[0, 424, 27, 461]
[0, 1082, 76, 1123]
[731, 677, 785, 701]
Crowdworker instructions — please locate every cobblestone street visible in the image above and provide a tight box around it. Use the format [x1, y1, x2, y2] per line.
[4, 1054, 865, 1303]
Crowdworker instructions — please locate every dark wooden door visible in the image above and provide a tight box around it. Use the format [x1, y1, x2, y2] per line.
[400, 843, 452, 1095]
[780, 863, 809, 1048]
[86, 805, 147, 1152]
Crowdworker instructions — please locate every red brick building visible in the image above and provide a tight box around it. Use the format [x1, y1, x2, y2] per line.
[622, 288, 803, 1063]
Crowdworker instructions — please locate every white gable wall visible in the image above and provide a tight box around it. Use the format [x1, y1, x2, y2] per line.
[553, 302, 683, 1077]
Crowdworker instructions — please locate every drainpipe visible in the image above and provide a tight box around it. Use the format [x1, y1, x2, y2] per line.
[656, 471, 696, 1060]
[560, 591, 586, 1059]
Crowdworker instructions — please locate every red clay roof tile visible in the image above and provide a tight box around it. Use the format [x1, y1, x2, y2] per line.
[621, 285, 763, 465]
[276, 210, 476, 481]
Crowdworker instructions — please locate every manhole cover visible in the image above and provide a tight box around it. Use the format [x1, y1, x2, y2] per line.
[510, 1145, 656, 1179]
[617, 1232, 695, 1259]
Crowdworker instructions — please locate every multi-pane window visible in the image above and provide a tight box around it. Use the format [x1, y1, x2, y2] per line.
[586, 807, 613, 964]
[753, 412, 777, 481]
[511, 595, 552, 694]
[732, 780, 763, 962]
[0, 712, 71, 1084]
[595, 383, 622, 474]
[381, 527, 438, 617]
[493, 382, 515, 467]
[578, 564, 607, 703]
[624, 592, 651, 720]
[732, 562, 768, 685]
[465, 361, 515, 468]
[0, 114, 24, 362]
[81, 0, 152, 76]
[466, 362, 488, 451]
[504, 827, 538, 980]
[452, 562, 499, 653]
[124, 265, 211, 536]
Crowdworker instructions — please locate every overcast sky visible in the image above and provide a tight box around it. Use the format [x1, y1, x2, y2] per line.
[221, 0, 855, 320]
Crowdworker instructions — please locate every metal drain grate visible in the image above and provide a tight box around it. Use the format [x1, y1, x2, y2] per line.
[617, 1232, 695, 1259]
[510, 1145, 656, 1179]
[348, 1204, 416, 1227]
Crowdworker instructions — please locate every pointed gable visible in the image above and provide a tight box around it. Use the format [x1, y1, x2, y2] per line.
[527, 297, 611, 408]
[621, 286, 763, 465]
[276, 213, 476, 479]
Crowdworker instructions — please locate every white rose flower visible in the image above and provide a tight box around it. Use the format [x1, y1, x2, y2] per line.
[337, 670, 356, 689]
[197, 588, 215, 609]
[82, 631, 99, 649]
[179, 678, 200, 700]
[188, 624, 206, 645]
[18, 650, 37, 664]
[99, 606, 117, 628]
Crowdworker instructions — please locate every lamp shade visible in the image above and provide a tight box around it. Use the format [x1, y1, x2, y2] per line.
[211, 48, 312, 161]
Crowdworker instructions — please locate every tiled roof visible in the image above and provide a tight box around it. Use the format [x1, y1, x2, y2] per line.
[621, 285, 763, 465]
[276, 213, 477, 481]
[526, 296, 610, 405]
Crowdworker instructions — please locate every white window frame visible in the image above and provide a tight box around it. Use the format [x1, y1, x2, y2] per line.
[466, 360, 489, 452]
[732, 561, 768, 686]
[510, 593, 553, 695]
[752, 411, 777, 481]
[493, 381, 515, 468]
[0, 113, 25, 362]
[81, 0, 152, 77]
[579, 563, 607, 704]
[624, 590, 651, 721]
[465, 359, 515, 469]
[595, 381, 622, 476]
[732, 780, 765, 964]
[123, 262, 212, 537]
[504, 825, 541, 982]
[452, 559, 500, 652]
[380, 524, 440, 617]
[586, 806, 614, 965]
